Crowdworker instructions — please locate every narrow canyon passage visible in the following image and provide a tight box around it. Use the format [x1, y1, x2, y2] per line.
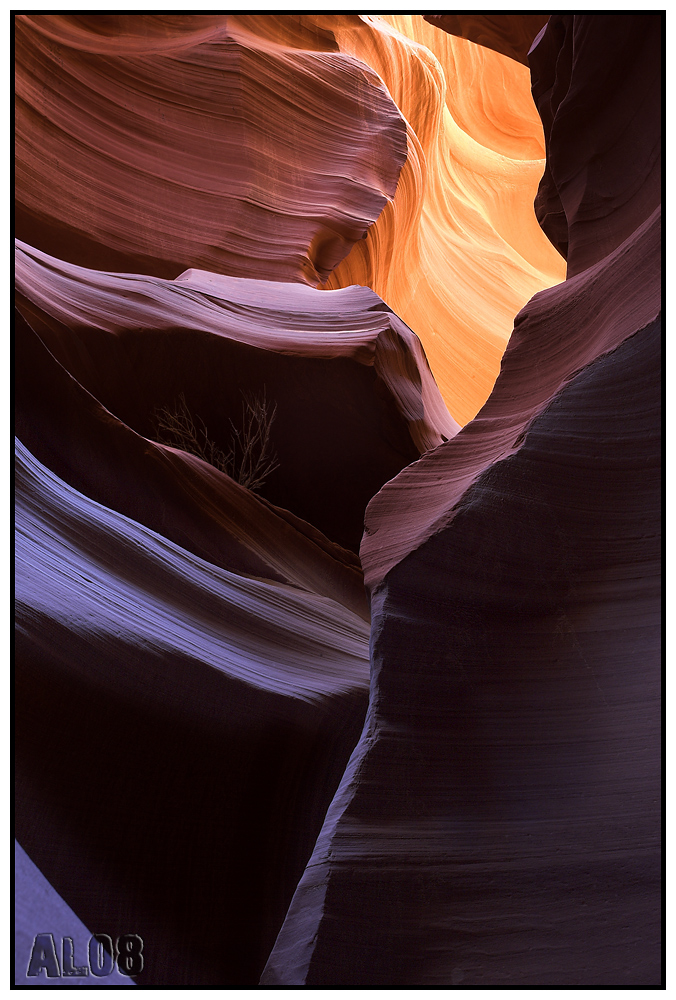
[14, 14, 661, 987]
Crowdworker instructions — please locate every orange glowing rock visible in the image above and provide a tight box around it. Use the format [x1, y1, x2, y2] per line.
[15, 13, 564, 426]
[321, 15, 566, 424]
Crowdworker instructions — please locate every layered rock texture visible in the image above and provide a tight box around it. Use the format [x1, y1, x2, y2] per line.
[15, 12, 564, 426]
[262, 13, 662, 987]
[321, 14, 566, 424]
[15, 14, 406, 285]
[15, 13, 661, 987]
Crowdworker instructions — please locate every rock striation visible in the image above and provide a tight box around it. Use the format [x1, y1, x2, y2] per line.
[15, 437, 371, 985]
[15, 11, 567, 426]
[261, 13, 662, 987]
[322, 14, 566, 424]
[15, 14, 406, 284]
[16, 242, 455, 557]
[15, 12, 661, 989]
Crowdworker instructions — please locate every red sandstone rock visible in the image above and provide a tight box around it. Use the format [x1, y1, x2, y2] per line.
[323, 14, 566, 425]
[15, 14, 406, 283]
[14, 12, 662, 988]
[360, 206, 660, 592]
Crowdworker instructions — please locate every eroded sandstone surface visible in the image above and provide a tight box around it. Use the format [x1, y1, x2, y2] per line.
[15, 13, 661, 987]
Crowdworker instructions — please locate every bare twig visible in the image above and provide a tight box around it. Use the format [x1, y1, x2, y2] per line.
[154, 389, 279, 492]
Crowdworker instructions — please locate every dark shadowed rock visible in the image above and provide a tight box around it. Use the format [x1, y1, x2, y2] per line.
[14, 12, 661, 988]
[16, 244, 456, 556]
[262, 14, 661, 986]
[530, 14, 662, 276]
[262, 315, 661, 987]
[424, 14, 550, 65]
[15, 438, 371, 985]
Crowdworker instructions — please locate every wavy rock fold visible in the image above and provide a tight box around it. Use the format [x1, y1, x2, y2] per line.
[15, 12, 661, 988]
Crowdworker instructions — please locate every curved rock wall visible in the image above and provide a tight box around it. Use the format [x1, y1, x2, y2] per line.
[15, 14, 406, 283]
[531, 14, 661, 277]
[15, 12, 661, 988]
[263, 314, 661, 986]
[262, 13, 662, 987]
[16, 242, 454, 555]
[424, 14, 550, 66]
[322, 14, 566, 424]
[16, 439, 371, 985]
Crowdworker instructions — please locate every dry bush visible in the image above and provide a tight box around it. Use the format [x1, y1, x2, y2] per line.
[154, 389, 279, 492]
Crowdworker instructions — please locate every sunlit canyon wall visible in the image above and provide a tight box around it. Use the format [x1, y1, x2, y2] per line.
[15, 14, 661, 987]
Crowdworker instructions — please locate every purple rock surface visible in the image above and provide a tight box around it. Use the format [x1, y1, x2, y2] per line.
[14, 13, 661, 987]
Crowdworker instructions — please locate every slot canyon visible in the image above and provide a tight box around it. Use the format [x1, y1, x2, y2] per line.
[14, 13, 661, 987]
